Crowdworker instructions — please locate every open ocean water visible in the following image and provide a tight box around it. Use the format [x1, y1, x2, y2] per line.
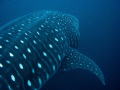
[0, 0, 120, 90]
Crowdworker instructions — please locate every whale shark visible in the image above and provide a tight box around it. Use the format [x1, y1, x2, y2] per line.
[0, 11, 105, 90]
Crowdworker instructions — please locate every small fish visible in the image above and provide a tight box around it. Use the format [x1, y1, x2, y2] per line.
[0, 11, 105, 90]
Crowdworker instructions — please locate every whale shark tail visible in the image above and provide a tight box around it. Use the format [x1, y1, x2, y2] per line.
[60, 47, 105, 85]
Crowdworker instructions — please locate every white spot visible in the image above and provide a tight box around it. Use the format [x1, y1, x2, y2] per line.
[18, 30, 21, 32]
[55, 38, 58, 41]
[19, 63, 23, 69]
[23, 54, 26, 59]
[8, 85, 12, 90]
[55, 29, 58, 32]
[27, 48, 31, 53]
[5, 40, 9, 42]
[15, 45, 18, 49]
[58, 55, 61, 60]
[27, 80, 31, 86]
[28, 19, 31, 21]
[51, 21, 54, 23]
[21, 24, 25, 26]
[24, 37, 28, 40]
[49, 44, 53, 48]
[8, 33, 12, 35]
[20, 40, 24, 43]
[45, 33, 48, 35]
[51, 30, 54, 33]
[38, 63, 42, 68]
[43, 52, 47, 56]
[46, 73, 49, 79]
[37, 32, 40, 35]
[28, 31, 31, 33]
[11, 75, 15, 81]
[36, 17, 39, 18]
[53, 65, 55, 71]
[38, 77, 42, 84]
[15, 25, 17, 26]
[61, 37, 64, 40]
[20, 27, 23, 29]
[0, 63, 3, 67]
[0, 45, 2, 49]
[25, 33, 28, 35]
[38, 28, 41, 30]
[33, 40, 37, 44]
[6, 61, 10, 64]
[11, 27, 14, 29]
[57, 22, 59, 25]
[9, 52, 14, 57]
[45, 21, 48, 23]
[32, 69, 34, 73]
[41, 25, 44, 27]
[34, 35, 38, 39]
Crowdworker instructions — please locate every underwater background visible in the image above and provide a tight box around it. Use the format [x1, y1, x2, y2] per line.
[0, 0, 120, 90]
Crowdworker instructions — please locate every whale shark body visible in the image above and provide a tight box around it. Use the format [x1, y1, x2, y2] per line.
[0, 11, 105, 90]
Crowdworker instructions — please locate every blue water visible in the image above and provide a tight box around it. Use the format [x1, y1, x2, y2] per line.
[0, 0, 120, 90]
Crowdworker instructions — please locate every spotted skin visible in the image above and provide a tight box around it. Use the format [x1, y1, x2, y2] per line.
[60, 47, 105, 85]
[0, 11, 105, 90]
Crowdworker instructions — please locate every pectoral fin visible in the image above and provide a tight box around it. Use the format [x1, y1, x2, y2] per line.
[60, 47, 105, 85]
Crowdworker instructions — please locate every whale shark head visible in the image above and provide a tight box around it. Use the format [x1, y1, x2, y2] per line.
[38, 11, 80, 48]
[0, 11, 105, 90]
